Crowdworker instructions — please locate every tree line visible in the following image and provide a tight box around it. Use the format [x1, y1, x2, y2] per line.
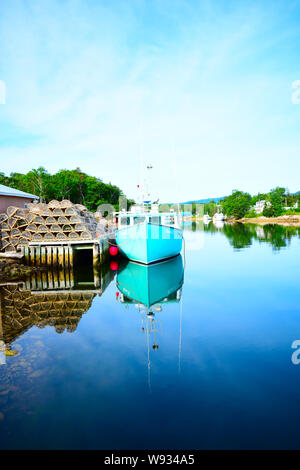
[0, 167, 133, 212]
[203, 187, 300, 219]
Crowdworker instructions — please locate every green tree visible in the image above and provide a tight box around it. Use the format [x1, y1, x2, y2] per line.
[204, 200, 218, 217]
[0, 168, 128, 211]
[263, 187, 284, 217]
[222, 190, 252, 219]
[25, 167, 50, 202]
[0, 172, 10, 186]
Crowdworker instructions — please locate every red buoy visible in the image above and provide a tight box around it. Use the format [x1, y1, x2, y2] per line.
[110, 261, 119, 271]
[109, 246, 118, 256]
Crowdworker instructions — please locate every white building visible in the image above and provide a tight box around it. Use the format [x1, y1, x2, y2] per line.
[254, 200, 271, 214]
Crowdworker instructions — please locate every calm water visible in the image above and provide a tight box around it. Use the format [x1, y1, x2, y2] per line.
[0, 222, 300, 450]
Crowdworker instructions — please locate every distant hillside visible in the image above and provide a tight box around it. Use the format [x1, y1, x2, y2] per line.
[180, 196, 225, 204]
[181, 191, 300, 204]
[171, 191, 300, 206]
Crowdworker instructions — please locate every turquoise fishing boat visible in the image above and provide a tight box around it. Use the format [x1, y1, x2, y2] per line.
[116, 255, 184, 308]
[115, 207, 183, 264]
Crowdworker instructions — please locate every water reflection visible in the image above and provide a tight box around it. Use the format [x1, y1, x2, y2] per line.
[1, 223, 300, 449]
[116, 255, 184, 390]
[116, 255, 184, 308]
[189, 221, 300, 250]
[1, 222, 295, 362]
[0, 255, 185, 365]
[0, 263, 114, 358]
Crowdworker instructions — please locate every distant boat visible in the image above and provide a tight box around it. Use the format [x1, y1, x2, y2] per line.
[115, 205, 183, 264]
[203, 214, 212, 224]
[213, 212, 225, 222]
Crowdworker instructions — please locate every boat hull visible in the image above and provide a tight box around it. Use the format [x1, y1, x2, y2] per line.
[115, 222, 182, 264]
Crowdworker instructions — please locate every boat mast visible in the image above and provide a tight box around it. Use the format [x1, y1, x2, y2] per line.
[172, 148, 181, 218]
[138, 126, 153, 208]
[138, 120, 145, 206]
[144, 164, 153, 206]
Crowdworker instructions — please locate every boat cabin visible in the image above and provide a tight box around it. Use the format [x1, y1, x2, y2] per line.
[115, 211, 181, 230]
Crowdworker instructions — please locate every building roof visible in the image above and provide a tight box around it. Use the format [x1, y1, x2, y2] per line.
[0, 184, 38, 199]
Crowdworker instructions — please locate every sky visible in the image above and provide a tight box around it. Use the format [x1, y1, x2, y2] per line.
[0, 0, 300, 203]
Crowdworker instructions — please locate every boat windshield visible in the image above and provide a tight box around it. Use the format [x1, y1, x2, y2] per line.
[133, 216, 146, 224]
[120, 216, 130, 226]
[117, 212, 180, 228]
[148, 215, 161, 225]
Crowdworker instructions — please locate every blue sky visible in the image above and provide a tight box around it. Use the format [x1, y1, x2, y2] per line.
[0, 0, 300, 202]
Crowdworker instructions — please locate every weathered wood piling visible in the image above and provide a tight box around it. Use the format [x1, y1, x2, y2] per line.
[23, 239, 109, 268]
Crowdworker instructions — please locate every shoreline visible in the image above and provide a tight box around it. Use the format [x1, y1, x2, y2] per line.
[189, 215, 300, 226]
[230, 215, 300, 226]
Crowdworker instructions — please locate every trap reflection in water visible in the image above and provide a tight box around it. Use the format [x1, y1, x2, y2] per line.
[0, 261, 115, 352]
[1, 223, 300, 448]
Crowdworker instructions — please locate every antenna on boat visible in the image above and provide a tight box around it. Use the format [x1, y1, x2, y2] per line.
[143, 163, 153, 205]
[172, 145, 181, 221]
[138, 121, 152, 207]
[138, 121, 144, 204]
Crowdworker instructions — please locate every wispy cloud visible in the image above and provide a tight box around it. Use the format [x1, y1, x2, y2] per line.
[0, 0, 300, 201]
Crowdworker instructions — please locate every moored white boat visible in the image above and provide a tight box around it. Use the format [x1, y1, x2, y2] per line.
[203, 214, 212, 223]
[213, 212, 225, 222]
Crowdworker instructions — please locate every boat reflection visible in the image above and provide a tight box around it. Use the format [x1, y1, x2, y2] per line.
[116, 255, 184, 309]
[116, 255, 184, 391]
[213, 220, 224, 229]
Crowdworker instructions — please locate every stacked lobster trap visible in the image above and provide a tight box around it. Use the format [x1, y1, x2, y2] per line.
[0, 200, 98, 253]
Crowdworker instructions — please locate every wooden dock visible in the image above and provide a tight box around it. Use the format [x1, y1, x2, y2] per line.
[23, 238, 109, 268]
